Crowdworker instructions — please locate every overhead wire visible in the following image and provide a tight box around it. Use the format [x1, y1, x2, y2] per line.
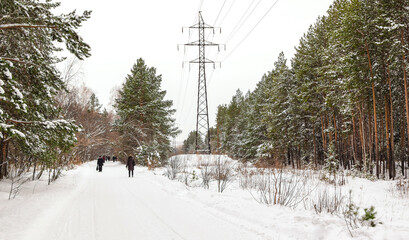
[206, 0, 236, 70]
[223, 0, 280, 62]
[209, 0, 279, 94]
[176, 1, 204, 123]
[224, 0, 260, 44]
[212, 0, 227, 26]
[206, 0, 241, 89]
[218, 0, 236, 27]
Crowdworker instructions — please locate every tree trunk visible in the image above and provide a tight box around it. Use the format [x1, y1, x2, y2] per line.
[362, 36, 379, 178]
[0, 138, 9, 179]
[333, 112, 338, 166]
[313, 125, 318, 168]
[32, 160, 37, 181]
[385, 97, 390, 179]
[321, 113, 327, 154]
[328, 113, 333, 145]
[352, 117, 358, 166]
[386, 63, 395, 177]
[367, 105, 373, 172]
[401, 29, 409, 178]
[358, 105, 366, 171]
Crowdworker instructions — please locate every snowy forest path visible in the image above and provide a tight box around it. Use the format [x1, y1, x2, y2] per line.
[18, 161, 272, 240]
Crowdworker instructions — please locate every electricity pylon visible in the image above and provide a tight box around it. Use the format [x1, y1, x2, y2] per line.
[182, 12, 222, 154]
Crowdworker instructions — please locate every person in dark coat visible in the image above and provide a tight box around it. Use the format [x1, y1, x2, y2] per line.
[97, 156, 104, 172]
[126, 156, 136, 177]
[112, 156, 117, 162]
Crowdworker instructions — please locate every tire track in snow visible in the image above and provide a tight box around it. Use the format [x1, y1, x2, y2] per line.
[123, 170, 272, 240]
[119, 180, 188, 240]
[132, 169, 275, 240]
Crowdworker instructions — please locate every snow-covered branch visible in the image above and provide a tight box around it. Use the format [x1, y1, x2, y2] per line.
[0, 23, 56, 30]
[0, 57, 27, 64]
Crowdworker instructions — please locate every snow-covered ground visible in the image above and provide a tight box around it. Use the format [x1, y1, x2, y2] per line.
[0, 155, 408, 240]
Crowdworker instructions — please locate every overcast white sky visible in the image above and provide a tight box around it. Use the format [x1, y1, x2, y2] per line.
[58, 0, 334, 144]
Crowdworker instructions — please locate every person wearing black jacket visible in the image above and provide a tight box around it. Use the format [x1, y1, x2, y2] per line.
[97, 156, 104, 172]
[126, 156, 136, 177]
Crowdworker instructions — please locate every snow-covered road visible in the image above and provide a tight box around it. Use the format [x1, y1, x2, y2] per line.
[2, 158, 409, 240]
[16, 161, 271, 240]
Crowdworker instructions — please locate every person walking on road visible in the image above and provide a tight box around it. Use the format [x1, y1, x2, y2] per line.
[97, 156, 104, 172]
[126, 156, 136, 177]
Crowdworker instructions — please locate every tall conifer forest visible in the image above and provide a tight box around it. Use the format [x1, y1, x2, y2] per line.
[214, 0, 409, 179]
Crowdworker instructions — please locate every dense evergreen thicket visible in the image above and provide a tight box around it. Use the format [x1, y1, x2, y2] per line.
[215, 0, 409, 179]
[0, 0, 91, 179]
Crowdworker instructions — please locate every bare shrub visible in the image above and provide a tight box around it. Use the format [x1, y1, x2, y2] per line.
[237, 164, 259, 189]
[309, 185, 345, 215]
[8, 162, 30, 200]
[200, 160, 212, 189]
[395, 179, 409, 198]
[180, 168, 190, 186]
[166, 156, 185, 180]
[250, 169, 273, 204]
[343, 191, 360, 236]
[249, 168, 311, 208]
[212, 156, 234, 193]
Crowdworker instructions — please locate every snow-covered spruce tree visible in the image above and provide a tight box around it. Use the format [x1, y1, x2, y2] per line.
[261, 52, 304, 167]
[0, 0, 91, 179]
[183, 130, 204, 154]
[322, 143, 340, 184]
[114, 58, 179, 166]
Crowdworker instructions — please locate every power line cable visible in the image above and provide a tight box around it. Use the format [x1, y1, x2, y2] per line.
[208, 0, 259, 88]
[205, 0, 227, 42]
[206, 0, 235, 62]
[213, 0, 227, 25]
[218, 0, 236, 27]
[223, 0, 280, 62]
[176, 5, 201, 121]
[225, 0, 259, 43]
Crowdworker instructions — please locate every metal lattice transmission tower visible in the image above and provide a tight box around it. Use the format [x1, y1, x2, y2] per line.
[183, 12, 222, 154]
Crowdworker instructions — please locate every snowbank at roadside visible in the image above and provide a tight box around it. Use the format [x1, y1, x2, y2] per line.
[162, 154, 409, 240]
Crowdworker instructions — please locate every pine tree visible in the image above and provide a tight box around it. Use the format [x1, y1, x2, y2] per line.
[183, 131, 203, 154]
[114, 58, 179, 166]
[0, 0, 91, 178]
[87, 93, 102, 113]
